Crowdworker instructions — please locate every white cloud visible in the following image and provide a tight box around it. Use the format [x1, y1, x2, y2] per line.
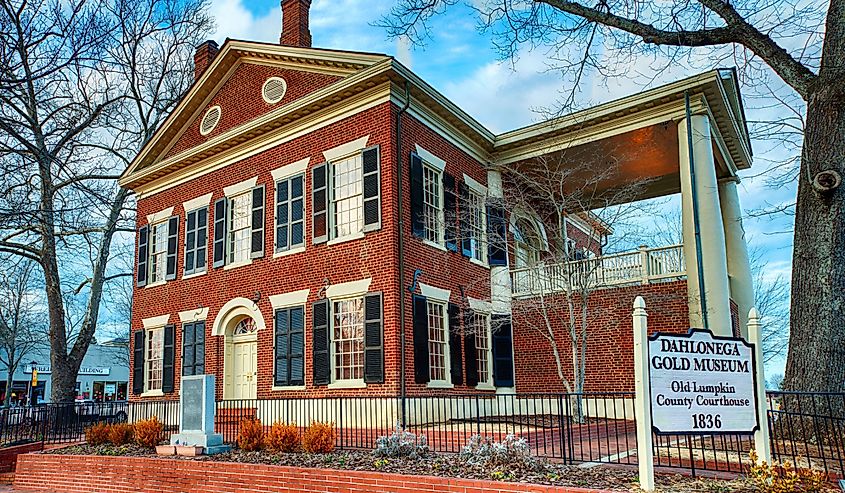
[209, 0, 280, 43]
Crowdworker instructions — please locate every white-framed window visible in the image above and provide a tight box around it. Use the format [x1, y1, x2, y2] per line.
[465, 188, 485, 262]
[422, 164, 443, 244]
[470, 312, 492, 387]
[275, 173, 305, 253]
[149, 222, 168, 284]
[427, 300, 448, 383]
[228, 192, 252, 264]
[332, 153, 364, 239]
[145, 327, 164, 393]
[332, 297, 365, 382]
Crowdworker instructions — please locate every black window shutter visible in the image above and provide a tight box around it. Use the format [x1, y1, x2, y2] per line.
[195, 321, 205, 374]
[165, 216, 179, 280]
[362, 147, 381, 231]
[491, 314, 514, 387]
[274, 309, 290, 386]
[487, 202, 508, 266]
[363, 292, 384, 383]
[448, 303, 463, 385]
[409, 153, 425, 238]
[312, 163, 328, 244]
[275, 179, 290, 252]
[312, 300, 330, 385]
[250, 184, 265, 259]
[213, 197, 227, 267]
[289, 307, 304, 385]
[163, 324, 175, 393]
[459, 182, 472, 257]
[184, 210, 197, 275]
[137, 225, 149, 287]
[443, 173, 458, 252]
[464, 309, 479, 387]
[182, 323, 194, 376]
[412, 294, 430, 384]
[132, 330, 144, 394]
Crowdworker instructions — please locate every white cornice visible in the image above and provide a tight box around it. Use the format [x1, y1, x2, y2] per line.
[271, 157, 310, 182]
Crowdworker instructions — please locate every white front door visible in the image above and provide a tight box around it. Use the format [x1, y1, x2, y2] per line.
[232, 338, 257, 400]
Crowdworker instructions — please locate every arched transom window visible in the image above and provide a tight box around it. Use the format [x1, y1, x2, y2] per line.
[233, 317, 258, 335]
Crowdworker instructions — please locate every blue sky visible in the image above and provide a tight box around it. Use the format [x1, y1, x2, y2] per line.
[206, 0, 797, 373]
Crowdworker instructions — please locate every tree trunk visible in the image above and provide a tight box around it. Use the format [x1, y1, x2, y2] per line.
[783, 83, 845, 394]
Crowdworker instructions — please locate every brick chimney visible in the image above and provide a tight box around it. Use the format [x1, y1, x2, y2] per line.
[280, 0, 312, 48]
[194, 40, 219, 80]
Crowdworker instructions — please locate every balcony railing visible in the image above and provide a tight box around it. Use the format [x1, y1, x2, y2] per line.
[510, 244, 686, 297]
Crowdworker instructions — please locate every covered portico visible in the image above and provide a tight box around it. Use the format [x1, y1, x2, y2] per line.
[491, 69, 754, 337]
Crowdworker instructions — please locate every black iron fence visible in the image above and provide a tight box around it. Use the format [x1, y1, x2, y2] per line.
[2, 391, 843, 478]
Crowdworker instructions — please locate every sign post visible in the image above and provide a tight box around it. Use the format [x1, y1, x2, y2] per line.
[632, 297, 654, 492]
[747, 307, 772, 464]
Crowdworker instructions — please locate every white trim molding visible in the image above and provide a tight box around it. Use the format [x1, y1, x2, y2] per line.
[178, 307, 209, 323]
[271, 157, 310, 182]
[467, 297, 493, 314]
[325, 278, 372, 299]
[462, 173, 487, 195]
[323, 135, 369, 162]
[182, 193, 213, 213]
[212, 297, 267, 336]
[223, 176, 258, 197]
[415, 144, 446, 172]
[146, 207, 174, 225]
[419, 282, 451, 302]
[269, 289, 310, 310]
[142, 314, 171, 329]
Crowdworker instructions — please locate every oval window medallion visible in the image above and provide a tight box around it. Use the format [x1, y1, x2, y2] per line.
[199, 105, 221, 136]
[262, 77, 288, 104]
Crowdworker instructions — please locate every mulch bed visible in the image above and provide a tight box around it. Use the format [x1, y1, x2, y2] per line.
[45, 444, 831, 492]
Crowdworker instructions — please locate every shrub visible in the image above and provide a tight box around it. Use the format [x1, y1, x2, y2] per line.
[302, 421, 336, 453]
[85, 422, 110, 446]
[460, 434, 538, 471]
[108, 423, 134, 446]
[748, 450, 829, 492]
[265, 422, 301, 453]
[374, 422, 429, 458]
[133, 417, 164, 448]
[237, 418, 264, 451]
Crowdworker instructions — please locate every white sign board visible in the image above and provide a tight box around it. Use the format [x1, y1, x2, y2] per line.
[648, 329, 758, 434]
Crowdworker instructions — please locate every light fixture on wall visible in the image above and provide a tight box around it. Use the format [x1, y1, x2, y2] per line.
[250, 291, 261, 305]
[318, 278, 330, 299]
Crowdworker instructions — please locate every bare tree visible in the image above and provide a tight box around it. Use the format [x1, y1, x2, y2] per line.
[381, 0, 844, 393]
[0, 258, 46, 407]
[0, 0, 212, 401]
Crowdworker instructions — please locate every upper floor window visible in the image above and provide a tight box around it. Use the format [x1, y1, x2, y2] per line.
[136, 213, 178, 288]
[275, 174, 305, 253]
[184, 208, 208, 276]
[212, 180, 265, 269]
[422, 164, 443, 244]
[463, 187, 485, 263]
[312, 145, 381, 244]
[150, 222, 168, 284]
[229, 192, 252, 265]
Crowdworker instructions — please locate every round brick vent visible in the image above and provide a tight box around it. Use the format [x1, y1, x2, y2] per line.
[199, 106, 221, 136]
[262, 77, 288, 104]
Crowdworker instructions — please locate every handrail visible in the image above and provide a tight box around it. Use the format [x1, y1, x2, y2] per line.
[510, 244, 686, 297]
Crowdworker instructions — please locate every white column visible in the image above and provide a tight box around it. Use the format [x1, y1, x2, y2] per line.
[488, 169, 514, 393]
[747, 307, 772, 464]
[719, 179, 755, 338]
[678, 114, 733, 335]
[632, 296, 654, 492]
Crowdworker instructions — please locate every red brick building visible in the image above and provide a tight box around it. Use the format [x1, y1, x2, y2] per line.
[119, 1, 754, 402]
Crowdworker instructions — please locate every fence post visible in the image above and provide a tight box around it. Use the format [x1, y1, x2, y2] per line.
[747, 307, 772, 464]
[639, 246, 650, 285]
[632, 296, 655, 492]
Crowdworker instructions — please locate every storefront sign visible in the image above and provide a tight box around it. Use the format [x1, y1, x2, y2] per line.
[648, 329, 758, 434]
[24, 365, 110, 376]
[105, 383, 116, 395]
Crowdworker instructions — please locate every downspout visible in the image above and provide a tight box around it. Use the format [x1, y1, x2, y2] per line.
[396, 80, 411, 427]
[684, 90, 709, 330]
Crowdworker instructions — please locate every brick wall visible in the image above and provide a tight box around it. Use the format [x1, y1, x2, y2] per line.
[166, 63, 341, 158]
[512, 280, 690, 393]
[14, 454, 618, 493]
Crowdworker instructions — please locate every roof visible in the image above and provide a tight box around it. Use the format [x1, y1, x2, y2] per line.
[120, 39, 752, 192]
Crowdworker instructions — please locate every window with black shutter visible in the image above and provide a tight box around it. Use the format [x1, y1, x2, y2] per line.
[275, 175, 305, 253]
[459, 182, 472, 257]
[162, 324, 175, 393]
[132, 330, 144, 395]
[212, 198, 227, 267]
[165, 216, 179, 280]
[448, 303, 463, 385]
[182, 321, 205, 376]
[136, 226, 149, 287]
[184, 208, 208, 276]
[363, 292, 383, 383]
[491, 314, 514, 387]
[312, 300, 330, 385]
[250, 185, 265, 259]
[412, 294, 430, 384]
[312, 164, 328, 244]
[362, 147, 381, 231]
[275, 307, 305, 386]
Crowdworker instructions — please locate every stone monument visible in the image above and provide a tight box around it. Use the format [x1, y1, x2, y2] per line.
[170, 374, 229, 454]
